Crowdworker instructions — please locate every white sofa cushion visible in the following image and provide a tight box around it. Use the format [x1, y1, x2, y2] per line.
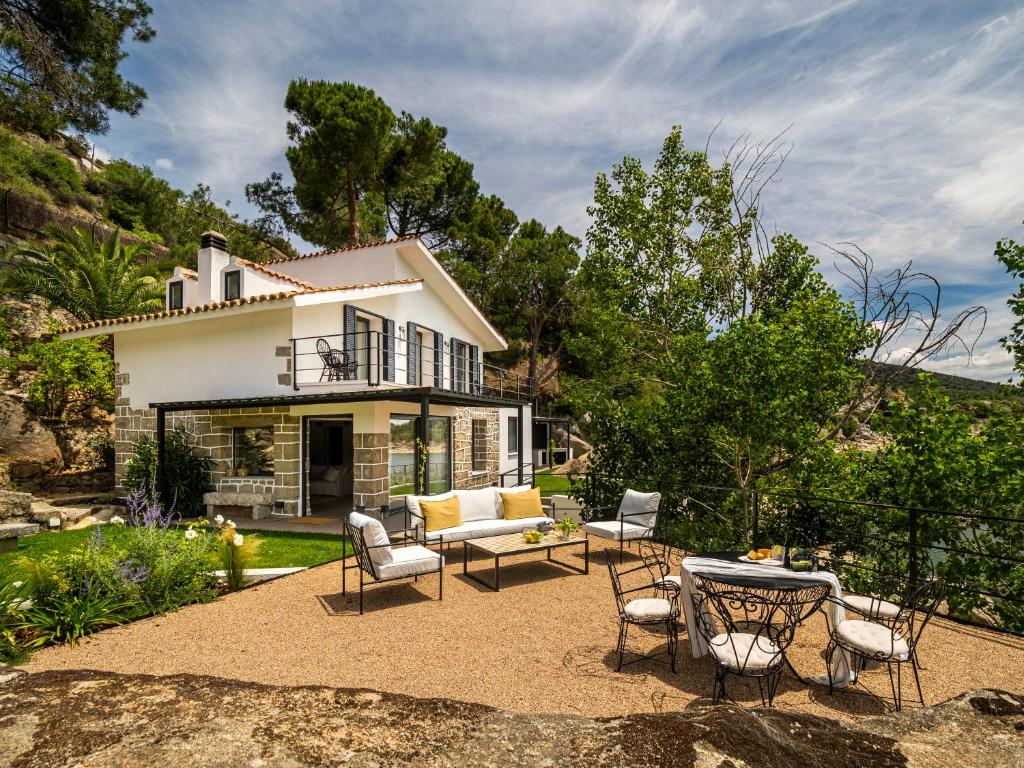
[348, 511, 392, 566]
[455, 487, 499, 522]
[623, 597, 674, 621]
[583, 520, 651, 541]
[836, 619, 909, 658]
[376, 546, 443, 580]
[323, 466, 342, 482]
[423, 516, 553, 542]
[405, 491, 455, 524]
[494, 485, 532, 517]
[617, 489, 661, 527]
[842, 594, 902, 619]
[709, 632, 781, 671]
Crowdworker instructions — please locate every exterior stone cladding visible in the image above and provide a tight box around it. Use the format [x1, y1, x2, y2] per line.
[353, 432, 388, 511]
[452, 407, 499, 491]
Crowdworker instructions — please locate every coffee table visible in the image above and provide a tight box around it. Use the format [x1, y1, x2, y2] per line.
[462, 531, 589, 591]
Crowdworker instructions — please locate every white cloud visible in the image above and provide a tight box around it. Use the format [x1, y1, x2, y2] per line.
[154, 157, 174, 170]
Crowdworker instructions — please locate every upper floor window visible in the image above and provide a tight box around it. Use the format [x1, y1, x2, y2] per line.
[168, 281, 183, 310]
[224, 270, 241, 301]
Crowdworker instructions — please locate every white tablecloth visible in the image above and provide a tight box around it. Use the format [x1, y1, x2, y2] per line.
[679, 556, 854, 686]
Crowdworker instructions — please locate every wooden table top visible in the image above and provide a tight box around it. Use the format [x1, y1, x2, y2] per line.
[465, 530, 587, 555]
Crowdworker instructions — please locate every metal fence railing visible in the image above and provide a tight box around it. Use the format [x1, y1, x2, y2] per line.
[575, 473, 1024, 636]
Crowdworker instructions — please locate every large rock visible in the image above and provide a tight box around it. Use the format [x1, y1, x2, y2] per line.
[0, 396, 63, 472]
[0, 489, 31, 521]
[0, 671, 1020, 767]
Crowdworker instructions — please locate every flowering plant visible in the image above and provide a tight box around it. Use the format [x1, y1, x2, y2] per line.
[215, 519, 259, 591]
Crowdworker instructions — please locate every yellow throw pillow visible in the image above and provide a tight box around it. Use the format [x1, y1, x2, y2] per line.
[419, 496, 462, 533]
[501, 488, 543, 520]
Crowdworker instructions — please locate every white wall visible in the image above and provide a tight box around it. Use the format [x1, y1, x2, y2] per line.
[117, 307, 293, 407]
[498, 404, 532, 484]
[269, 244, 414, 287]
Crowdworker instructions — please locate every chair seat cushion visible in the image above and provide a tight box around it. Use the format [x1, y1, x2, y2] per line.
[708, 632, 781, 671]
[375, 546, 443, 580]
[842, 594, 901, 619]
[583, 520, 651, 541]
[623, 597, 675, 621]
[835, 619, 909, 658]
[423, 516, 553, 542]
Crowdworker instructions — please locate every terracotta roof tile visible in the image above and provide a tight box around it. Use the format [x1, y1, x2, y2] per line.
[60, 278, 423, 334]
[264, 234, 421, 264]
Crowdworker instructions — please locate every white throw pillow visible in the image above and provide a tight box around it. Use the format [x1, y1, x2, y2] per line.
[455, 487, 499, 522]
[616, 489, 661, 528]
[405, 491, 456, 526]
[348, 511, 392, 565]
[323, 466, 341, 482]
[494, 485, 532, 517]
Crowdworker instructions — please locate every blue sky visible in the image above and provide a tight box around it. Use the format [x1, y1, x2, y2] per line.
[95, 1, 1024, 381]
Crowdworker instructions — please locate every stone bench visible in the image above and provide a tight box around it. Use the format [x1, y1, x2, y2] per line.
[0, 521, 40, 553]
[203, 491, 275, 521]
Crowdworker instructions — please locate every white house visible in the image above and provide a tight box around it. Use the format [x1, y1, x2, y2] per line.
[61, 231, 533, 525]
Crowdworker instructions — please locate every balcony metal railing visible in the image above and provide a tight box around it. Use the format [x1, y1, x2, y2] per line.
[289, 330, 534, 401]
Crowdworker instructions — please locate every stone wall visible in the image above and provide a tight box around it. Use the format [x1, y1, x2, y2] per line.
[452, 407, 499, 490]
[353, 433, 388, 511]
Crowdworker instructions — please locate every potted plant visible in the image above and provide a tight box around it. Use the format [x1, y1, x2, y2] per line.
[555, 516, 579, 541]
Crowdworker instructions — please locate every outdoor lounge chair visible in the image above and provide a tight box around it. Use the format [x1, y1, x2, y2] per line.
[583, 489, 661, 563]
[825, 578, 943, 711]
[342, 511, 444, 614]
[605, 550, 680, 672]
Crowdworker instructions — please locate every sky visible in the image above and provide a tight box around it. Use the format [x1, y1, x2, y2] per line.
[94, 1, 1024, 382]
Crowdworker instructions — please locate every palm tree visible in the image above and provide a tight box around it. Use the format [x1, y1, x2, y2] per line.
[0, 227, 165, 321]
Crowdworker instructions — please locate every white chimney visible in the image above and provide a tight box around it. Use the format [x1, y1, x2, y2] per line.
[196, 230, 229, 304]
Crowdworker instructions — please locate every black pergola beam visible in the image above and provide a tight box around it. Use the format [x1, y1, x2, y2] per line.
[155, 407, 167, 507]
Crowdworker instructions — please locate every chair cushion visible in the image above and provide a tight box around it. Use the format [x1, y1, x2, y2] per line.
[583, 520, 651, 541]
[835, 619, 909, 658]
[423, 516, 553, 542]
[419, 496, 463, 533]
[623, 598, 674, 621]
[494, 485, 532, 516]
[617, 489, 661, 527]
[502, 488, 544, 520]
[323, 466, 342, 482]
[348, 511, 392, 566]
[842, 594, 902, 619]
[405, 491, 455, 524]
[455, 487, 499, 522]
[375, 546, 443, 580]
[708, 632, 782, 671]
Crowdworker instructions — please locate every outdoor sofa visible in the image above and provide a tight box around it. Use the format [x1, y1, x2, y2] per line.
[404, 486, 554, 546]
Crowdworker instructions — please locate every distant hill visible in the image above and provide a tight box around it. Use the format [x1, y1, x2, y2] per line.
[870, 361, 1021, 409]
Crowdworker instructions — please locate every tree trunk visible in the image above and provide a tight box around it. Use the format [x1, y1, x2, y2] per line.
[346, 179, 359, 246]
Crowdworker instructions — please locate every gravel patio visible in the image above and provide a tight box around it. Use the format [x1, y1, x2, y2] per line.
[23, 540, 1024, 721]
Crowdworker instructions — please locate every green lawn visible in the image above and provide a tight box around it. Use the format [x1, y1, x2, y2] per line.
[534, 468, 572, 495]
[0, 525, 349, 571]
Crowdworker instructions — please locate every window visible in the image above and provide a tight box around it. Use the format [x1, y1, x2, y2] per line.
[507, 417, 519, 456]
[224, 270, 241, 300]
[355, 316, 370, 379]
[168, 281, 183, 310]
[471, 419, 488, 471]
[388, 414, 452, 498]
[232, 427, 274, 477]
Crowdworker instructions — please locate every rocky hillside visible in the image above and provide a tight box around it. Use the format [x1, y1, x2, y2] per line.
[0, 668, 1021, 767]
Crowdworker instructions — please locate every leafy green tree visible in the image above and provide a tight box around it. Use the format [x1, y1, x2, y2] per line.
[19, 333, 114, 420]
[246, 80, 396, 248]
[0, 0, 154, 137]
[489, 220, 581, 388]
[996, 235, 1024, 375]
[438, 193, 519, 306]
[0, 226, 163, 321]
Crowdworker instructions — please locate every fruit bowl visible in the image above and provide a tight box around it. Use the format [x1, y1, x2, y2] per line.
[523, 530, 544, 544]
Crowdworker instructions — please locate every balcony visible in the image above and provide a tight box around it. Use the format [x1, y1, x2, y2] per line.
[290, 331, 534, 402]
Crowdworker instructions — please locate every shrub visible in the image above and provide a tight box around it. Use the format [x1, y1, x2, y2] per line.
[19, 588, 130, 649]
[0, 126, 93, 208]
[0, 564, 30, 664]
[216, 522, 259, 590]
[19, 334, 115, 421]
[122, 426, 213, 517]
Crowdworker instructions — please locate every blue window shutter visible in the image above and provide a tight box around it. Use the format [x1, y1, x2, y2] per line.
[469, 344, 481, 394]
[433, 332, 444, 388]
[406, 322, 418, 384]
[383, 318, 395, 382]
[343, 305, 357, 380]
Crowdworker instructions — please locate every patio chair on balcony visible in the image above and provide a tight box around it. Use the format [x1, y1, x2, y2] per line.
[583, 489, 661, 563]
[317, 337, 356, 382]
[688, 573, 830, 707]
[825, 578, 943, 711]
[342, 511, 443, 614]
[606, 550, 680, 672]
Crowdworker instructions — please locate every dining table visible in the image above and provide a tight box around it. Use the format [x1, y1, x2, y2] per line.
[679, 552, 855, 687]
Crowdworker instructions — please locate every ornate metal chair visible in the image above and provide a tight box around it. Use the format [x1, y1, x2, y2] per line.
[342, 512, 443, 614]
[637, 540, 682, 601]
[825, 578, 943, 710]
[689, 573, 830, 706]
[605, 550, 680, 672]
[317, 338, 355, 382]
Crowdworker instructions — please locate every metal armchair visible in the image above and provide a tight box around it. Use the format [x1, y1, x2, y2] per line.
[317, 337, 356, 382]
[583, 490, 662, 563]
[605, 550, 680, 672]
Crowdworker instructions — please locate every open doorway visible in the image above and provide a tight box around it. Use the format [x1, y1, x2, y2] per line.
[307, 417, 353, 517]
